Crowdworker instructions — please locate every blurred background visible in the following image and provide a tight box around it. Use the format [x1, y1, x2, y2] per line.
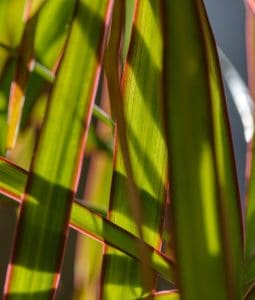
[205, 0, 247, 81]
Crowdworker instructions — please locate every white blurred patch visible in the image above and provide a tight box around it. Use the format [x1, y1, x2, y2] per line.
[218, 47, 254, 143]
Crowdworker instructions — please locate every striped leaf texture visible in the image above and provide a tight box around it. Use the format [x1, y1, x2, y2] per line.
[101, 0, 168, 299]
[3, 0, 112, 298]
[0, 156, 174, 285]
[161, 1, 244, 299]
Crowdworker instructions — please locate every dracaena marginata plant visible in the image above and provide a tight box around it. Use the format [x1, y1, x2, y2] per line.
[0, 0, 254, 299]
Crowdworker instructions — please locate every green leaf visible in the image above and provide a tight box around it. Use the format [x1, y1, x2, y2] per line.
[74, 92, 113, 299]
[0, 158, 27, 199]
[72, 203, 173, 283]
[0, 0, 25, 71]
[7, 15, 37, 149]
[29, 0, 47, 19]
[20, 0, 76, 135]
[0, 157, 175, 283]
[7, 0, 76, 148]
[34, 0, 76, 69]
[4, 0, 112, 298]
[161, 1, 244, 299]
[0, 0, 25, 153]
[92, 104, 115, 128]
[0, 61, 15, 155]
[122, 0, 135, 63]
[102, 0, 168, 298]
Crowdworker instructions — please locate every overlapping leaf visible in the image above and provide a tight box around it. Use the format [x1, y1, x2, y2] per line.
[0, 0, 25, 155]
[4, 0, 112, 298]
[7, 14, 37, 150]
[161, 1, 244, 299]
[101, 0, 168, 298]
[74, 88, 113, 299]
[0, 62, 15, 155]
[7, 0, 77, 151]
[0, 158, 174, 284]
[0, 0, 25, 73]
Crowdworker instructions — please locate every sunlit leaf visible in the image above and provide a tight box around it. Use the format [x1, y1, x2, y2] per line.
[0, 0, 25, 152]
[0, 0, 25, 74]
[0, 62, 15, 155]
[4, 1, 112, 297]
[20, 0, 76, 133]
[74, 89, 113, 299]
[0, 157, 175, 283]
[102, 0, 168, 298]
[6, 15, 37, 150]
[161, 1, 244, 299]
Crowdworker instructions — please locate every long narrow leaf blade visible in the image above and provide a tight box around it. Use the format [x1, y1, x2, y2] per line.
[0, 157, 174, 283]
[20, 0, 76, 130]
[34, 0, 75, 69]
[0, 62, 15, 155]
[4, 1, 112, 298]
[6, 8, 37, 150]
[102, 0, 168, 298]
[74, 91, 113, 299]
[0, 0, 25, 152]
[139, 291, 180, 300]
[0, 0, 25, 74]
[161, 1, 243, 299]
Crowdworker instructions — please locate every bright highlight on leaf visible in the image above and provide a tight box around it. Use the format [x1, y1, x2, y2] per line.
[7, 13, 37, 150]
[101, 0, 168, 298]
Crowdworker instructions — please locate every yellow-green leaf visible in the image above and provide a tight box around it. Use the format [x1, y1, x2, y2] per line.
[0, 157, 175, 283]
[4, 1, 112, 297]
[161, 1, 244, 299]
